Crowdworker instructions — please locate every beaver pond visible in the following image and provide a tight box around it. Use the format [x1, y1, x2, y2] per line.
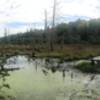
[0, 55, 100, 100]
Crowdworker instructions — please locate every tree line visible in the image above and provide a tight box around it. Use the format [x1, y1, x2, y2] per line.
[0, 18, 100, 47]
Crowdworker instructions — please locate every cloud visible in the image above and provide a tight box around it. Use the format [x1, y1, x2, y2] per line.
[61, 0, 100, 18]
[56, 15, 90, 23]
[0, 0, 100, 23]
[0, 0, 100, 36]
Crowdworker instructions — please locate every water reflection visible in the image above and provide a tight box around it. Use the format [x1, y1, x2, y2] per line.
[62, 69, 66, 81]
[42, 69, 48, 76]
[0, 55, 100, 100]
[0, 56, 12, 100]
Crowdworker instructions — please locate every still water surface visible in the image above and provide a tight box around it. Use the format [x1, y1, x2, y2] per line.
[2, 55, 100, 100]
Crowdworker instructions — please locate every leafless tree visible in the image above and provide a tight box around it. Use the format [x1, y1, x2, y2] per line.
[44, 9, 48, 30]
[52, 0, 57, 28]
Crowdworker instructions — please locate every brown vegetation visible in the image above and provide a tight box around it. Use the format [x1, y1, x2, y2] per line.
[0, 44, 100, 60]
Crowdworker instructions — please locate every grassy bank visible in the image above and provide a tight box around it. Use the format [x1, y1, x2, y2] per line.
[0, 44, 100, 60]
[30, 44, 100, 59]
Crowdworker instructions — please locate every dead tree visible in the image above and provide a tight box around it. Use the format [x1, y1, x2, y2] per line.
[44, 9, 48, 31]
[52, 0, 57, 28]
[49, 0, 57, 51]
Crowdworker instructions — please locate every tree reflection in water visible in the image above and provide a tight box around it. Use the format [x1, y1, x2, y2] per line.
[0, 55, 16, 100]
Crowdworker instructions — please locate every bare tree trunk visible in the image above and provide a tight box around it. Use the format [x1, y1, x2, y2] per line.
[49, 0, 57, 51]
[4, 28, 8, 44]
[52, 0, 56, 28]
[44, 9, 48, 31]
[60, 34, 65, 50]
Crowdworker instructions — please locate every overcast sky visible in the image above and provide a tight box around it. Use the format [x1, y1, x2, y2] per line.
[0, 0, 100, 36]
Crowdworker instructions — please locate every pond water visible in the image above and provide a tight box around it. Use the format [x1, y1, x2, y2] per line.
[1, 55, 100, 100]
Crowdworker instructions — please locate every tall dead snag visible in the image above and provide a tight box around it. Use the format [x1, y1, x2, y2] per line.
[49, 0, 57, 51]
[52, 0, 56, 28]
[44, 9, 48, 31]
[4, 28, 8, 44]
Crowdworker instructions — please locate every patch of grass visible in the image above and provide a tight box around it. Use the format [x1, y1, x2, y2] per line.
[74, 62, 100, 73]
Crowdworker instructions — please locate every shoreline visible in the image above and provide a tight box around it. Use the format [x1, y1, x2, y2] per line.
[0, 44, 100, 61]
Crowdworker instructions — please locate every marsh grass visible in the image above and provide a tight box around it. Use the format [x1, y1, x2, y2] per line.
[0, 44, 100, 60]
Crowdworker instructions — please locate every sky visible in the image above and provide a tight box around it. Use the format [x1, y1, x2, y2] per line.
[0, 0, 100, 36]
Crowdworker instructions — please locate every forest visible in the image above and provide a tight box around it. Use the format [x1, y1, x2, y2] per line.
[0, 18, 100, 59]
[1, 18, 100, 45]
